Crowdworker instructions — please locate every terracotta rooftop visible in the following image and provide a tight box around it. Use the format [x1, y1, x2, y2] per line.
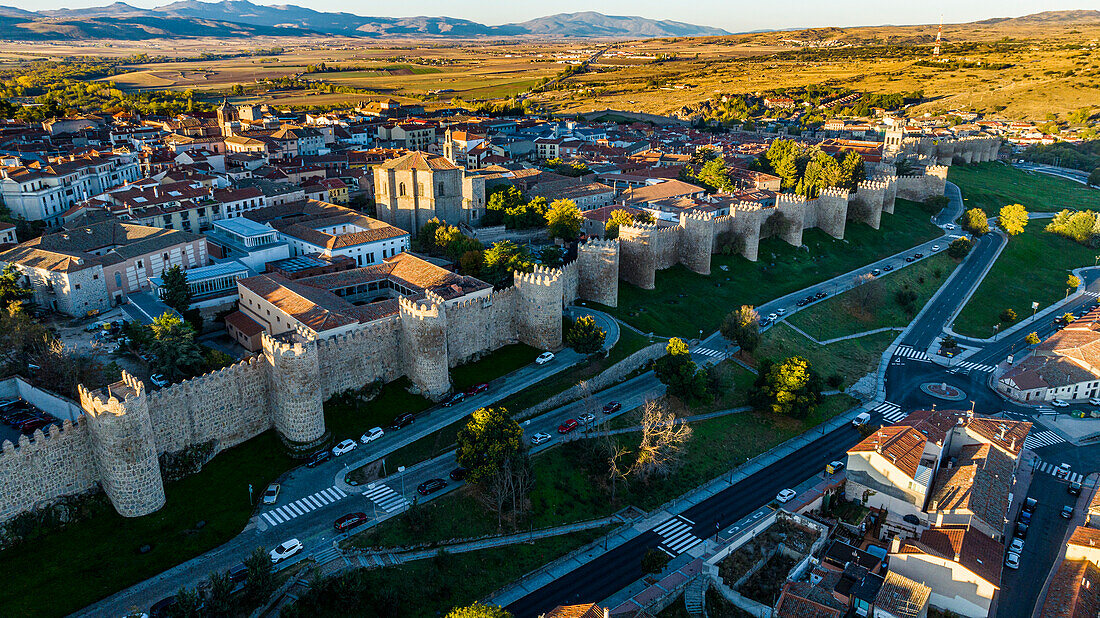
[875, 571, 931, 618]
[898, 525, 1004, 587]
[621, 179, 704, 205]
[929, 443, 1014, 530]
[774, 580, 845, 618]
[1040, 559, 1100, 618]
[848, 426, 928, 480]
[1068, 526, 1100, 549]
[542, 603, 606, 618]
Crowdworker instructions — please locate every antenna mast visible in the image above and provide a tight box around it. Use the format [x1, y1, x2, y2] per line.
[933, 16, 943, 58]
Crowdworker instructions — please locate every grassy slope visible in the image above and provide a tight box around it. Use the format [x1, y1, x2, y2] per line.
[757, 323, 897, 387]
[953, 226, 1097, 337]
[785, 253, 959, 340]
[607, 200, 941, 337]
[948, 163, 1100, 216]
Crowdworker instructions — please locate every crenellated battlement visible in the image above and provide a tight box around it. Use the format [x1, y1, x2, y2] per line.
[776, 193, 809, 206]
[0, 417, 82, 457]
[819, 186, 849, 199]
[398, 295, 443, 319]
[731, 201, 763, 213]
[580, 238, 619, 252]
[260, 330, 312, 359]
[514, 268, 560, 287]
[79, 371, 146, 418]
[857, 180, 888, 191]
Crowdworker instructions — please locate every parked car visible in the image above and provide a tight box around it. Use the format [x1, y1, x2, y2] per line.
[262, 483, 280, 505]
[815, 291, 827, 299]
[465, 383, 489, 396]
[1005, 552, 1021, 570]
[1015, 522, 1029, 538]
[1089, 397, 1100, 406]
[530, 432, 551, 445]
[882, 265, 894, 272]
[1017, 510, 1032, 525]
[767, 313, 778, 321]
[602, 401, 622, 414]
[19, 418, 53, 433]
[360, 427, 385, 444]
[578, 413, 596, 425]
[1023, 497, 1038, 513]
[914, 252, 924, 258]
[334, 512, 369, 532]
[442, 392, 465, 407]
[449, 467, 468, 481]
[1062, 505, 1075, 519]
[931, 245, 940, 252]
[776, 489, 797, 503]
[826, 461, 845, 474]
[270, 538, 303, 563]
[776, 308, 787, 315]
[1009, 537, 1025, 554]
[535, 352, 555, 365]
[1051, 399, 1069, 408]
[852, 412, 871, 426]
[558, 419, 580, 434]
[417, 478, 447, 496]
[149, 374, 170, 388]
[871, 269, 881, 276]
[1069, 481, 1082, 496]
[305, 449, 332, 468]
[390, 413, 415, 430]
[905, 256, 915, 263]
[227, 563, 249, 585]
[332, 439, 357, 456]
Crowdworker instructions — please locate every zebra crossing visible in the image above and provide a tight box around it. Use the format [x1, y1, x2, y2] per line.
[653, 515, 704, 557]
[871, 401, 906, 423]
[894, 345, 931, 362]
[261, 485, 348, 527]
[1024, 431, 1067, 451]
[693, 347, 727, 361]
[1035, 460, 1084, 484]
[953, 361, 996, 373]
[363, 483, 410, 513]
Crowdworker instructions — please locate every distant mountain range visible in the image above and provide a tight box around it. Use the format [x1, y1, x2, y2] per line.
[0, 1, 731, 40]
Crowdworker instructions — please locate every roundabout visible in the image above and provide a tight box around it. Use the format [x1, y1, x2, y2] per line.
[920, 381, 968, 401]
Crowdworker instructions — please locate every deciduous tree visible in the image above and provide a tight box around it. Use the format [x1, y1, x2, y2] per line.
[720, 305, 760, 355]
[445, 603, 512, 618]
[751, 356, 823, 418]
[455, 407, 525, 486]
[565, 315, 605, 354]
[1026, 332, 1041, 345]
[149, 312, 204, 380]
[654, 338, 709, 403]
[998, 203, 1029, 236]
[630, 399, 692, 482]
[962, 208, 990, 236]
[605, 208, 636, 239]
[545, 198, 582, 241]
[0, 264, 32, 306]
[947, 237, 972, 259]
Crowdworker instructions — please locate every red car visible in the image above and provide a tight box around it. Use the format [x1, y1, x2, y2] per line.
[557, 419, 579, 434]
[465, 383, 489, 396]
[602, 402, 622, 414]
[334, 512, 369, 532]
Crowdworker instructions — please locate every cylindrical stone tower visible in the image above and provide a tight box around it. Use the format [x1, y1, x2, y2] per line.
[399, 296, 451, 399]
[262, 331, 327, 450]
[514, 266, 564, 352]
[577, 239, 620, 308]
[79, 372, 166, 518]
[678, 212, 714, 275]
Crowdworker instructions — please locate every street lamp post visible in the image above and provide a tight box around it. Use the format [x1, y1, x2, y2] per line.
[397, 466, 406, 502]
[248, 483, 253, 505]
[993, 324, 1000, 340]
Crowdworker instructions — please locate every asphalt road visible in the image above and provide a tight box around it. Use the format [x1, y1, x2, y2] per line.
[505, 421, 867, 617]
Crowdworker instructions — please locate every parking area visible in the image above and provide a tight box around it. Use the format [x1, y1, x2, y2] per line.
[0, 397, 66, 443]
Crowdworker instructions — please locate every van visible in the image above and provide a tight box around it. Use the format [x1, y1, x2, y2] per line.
[852, 412, 871, 427]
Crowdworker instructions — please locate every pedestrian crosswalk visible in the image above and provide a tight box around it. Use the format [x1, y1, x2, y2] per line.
[954, 361, 996, 373]
[894, 345, 931, 362]
[1035, 460, 1083, 483]
[363, 483, 410, 513]
[261, 485, 348, 527]
[653, 515, 704, 557]
[872, 401, 906, 423]
[693, 347, 727, 361]
[1024, 431, 1066, 451]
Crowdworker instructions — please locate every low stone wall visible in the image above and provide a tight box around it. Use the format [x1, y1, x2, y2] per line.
[518, 342, 664, 419]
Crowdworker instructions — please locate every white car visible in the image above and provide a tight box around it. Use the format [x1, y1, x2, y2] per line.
[931, 245, 940, 252]
[270, 538, 303, 564]
[944, 223, 956, 230]
[852, 412, 871, 427]
[530, 432, 551, 445]
[1051, 399, 1069, 408]
[1009, 537, 1024, 554]
[1089, 398, 1100, 406]
[767, 313, 778, 321]
[578, 413, 596, 425]
[535, 352, 555, 365]
[1005, 551, 1021, 570]
[776, 308, 787, 315]
[360, 427, 385, 444]
[261, 483, 280, 505]
[149, 374, 169, 388]
[332, 439, 357, 456]
[776, 488, 797, 503]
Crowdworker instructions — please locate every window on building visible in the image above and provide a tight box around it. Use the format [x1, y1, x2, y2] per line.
[438, 182, 444, 196]
[399, 183, 406, 196]
[136, 260, 143, 269]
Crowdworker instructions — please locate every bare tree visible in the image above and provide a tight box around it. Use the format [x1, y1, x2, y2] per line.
[478, 456, 533, 531]
[607, 443, 631, 504]
[630, 399, 693, 482]
[847, 272, 881, 313]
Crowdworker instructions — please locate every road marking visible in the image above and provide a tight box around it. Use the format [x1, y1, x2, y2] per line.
[1035, 460, 1083, 483]
[652, 515, 703, 556]
[872, 401, 905, 423]
[1024, 432, 1066, 451]
[692, 347, 726, 361]
[894, 345, 931, 362]
[955, 361, 995, 373]
[259, 485, 350, 527]
[363, 483, 410, 513]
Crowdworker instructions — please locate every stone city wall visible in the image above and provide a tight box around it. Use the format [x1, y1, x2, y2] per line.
[444, 287, 520, 367]
[0, 420, 98, 522]
[317, 316, 404, 397]
[576, 239, 620, 307]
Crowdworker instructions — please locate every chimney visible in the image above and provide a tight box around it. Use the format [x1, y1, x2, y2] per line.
[889, 535, 901, 554]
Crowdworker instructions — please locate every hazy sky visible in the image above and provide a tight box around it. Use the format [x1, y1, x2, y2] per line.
[11, 0, 1086, 31]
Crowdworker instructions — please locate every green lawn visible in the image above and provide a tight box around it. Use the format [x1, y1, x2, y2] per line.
[284, 528, 609, 618]
[449, 343, 539, 391]
[0, 431, 294, 618]
[953, 226, 1097, 337]
[786, 253, 959, 340]
[350, 392, 854, 549]
[757, 323, 897, 387]
[948, 162, 1100, 216]
[606, 199, 942, 336]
